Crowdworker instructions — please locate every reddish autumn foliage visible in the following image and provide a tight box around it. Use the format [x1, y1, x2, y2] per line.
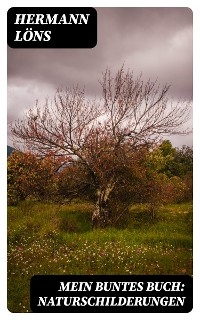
[7, 151, 66, 204]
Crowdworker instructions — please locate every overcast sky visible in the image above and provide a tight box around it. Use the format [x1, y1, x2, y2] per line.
[7, 7, 193, 147]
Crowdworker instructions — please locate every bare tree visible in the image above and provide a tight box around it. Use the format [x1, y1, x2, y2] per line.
[10, 66, 192, 228]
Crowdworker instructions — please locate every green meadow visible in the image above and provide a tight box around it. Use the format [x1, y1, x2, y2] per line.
[7, 201, 192, 312]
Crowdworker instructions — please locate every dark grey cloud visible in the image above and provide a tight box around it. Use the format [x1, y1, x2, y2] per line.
[7, 7, 193, 146]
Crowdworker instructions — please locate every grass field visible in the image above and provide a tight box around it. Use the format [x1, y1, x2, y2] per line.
[7, 201, 193, 312]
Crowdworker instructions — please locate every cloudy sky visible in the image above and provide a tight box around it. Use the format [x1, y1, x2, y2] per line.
[7, 7, 193, 147]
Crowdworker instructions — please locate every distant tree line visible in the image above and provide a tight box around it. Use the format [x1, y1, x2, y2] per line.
[7, 140, 192, 223]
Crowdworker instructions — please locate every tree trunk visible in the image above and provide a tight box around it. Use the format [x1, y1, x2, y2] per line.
[92, 201, 112, 229]
[92, 182, 114, 229]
